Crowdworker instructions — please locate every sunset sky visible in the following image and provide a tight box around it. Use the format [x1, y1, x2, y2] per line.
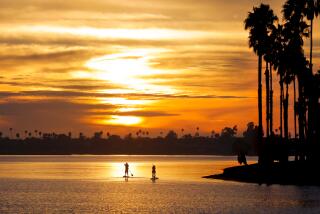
[0, 0, 319, 137]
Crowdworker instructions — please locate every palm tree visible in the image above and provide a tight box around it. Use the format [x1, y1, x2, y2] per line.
[195, 127, 200, 137]
[272, 23, 293, 140]
[304, 0, 318, 73]
[283, 0, 310, 143]
[291, 54, 309, 142]
[245, 4, 278, 143]
[268, 24, 282, 136]
[264, 29, 278, 137]
[264, 44, 272, 137]
[303, 0, 319, 146]
[283, 68, 295, 140]
[211, 130, 215, 138]
[293, 75, 298, 138]
[272, 24, 287, 138]
[9, 128, 13, 139]
[265, 61, 270, 137]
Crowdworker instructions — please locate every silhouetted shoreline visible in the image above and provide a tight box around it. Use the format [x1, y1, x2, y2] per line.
[0, 127, 258, 155]
[204, 162, 320, 186]
[0, 137, 255, 155]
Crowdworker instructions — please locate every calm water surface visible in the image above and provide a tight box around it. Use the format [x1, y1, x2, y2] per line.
[0, 155, 319, 213]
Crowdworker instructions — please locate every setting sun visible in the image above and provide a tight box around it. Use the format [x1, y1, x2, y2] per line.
[103, 115, 143, 126]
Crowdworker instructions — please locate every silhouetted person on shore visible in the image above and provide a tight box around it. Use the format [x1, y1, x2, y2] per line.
[124, 162, 129, 177]
[152, 164, 156, 178]
[238, 152, 247, 165]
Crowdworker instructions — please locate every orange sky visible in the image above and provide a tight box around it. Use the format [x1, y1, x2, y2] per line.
[0, 0, 319, 137]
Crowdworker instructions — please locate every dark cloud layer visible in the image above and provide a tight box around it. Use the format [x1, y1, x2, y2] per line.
[0, 100, 179, 133]
[0, 90, 249, 100]
[0, 100, 111, 132]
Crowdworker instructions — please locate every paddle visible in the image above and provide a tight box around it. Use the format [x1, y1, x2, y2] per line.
[129, 169, 133, 177]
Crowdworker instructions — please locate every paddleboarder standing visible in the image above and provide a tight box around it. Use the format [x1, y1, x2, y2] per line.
[124, 162, 129, 177]
[152, 164, 156, 179]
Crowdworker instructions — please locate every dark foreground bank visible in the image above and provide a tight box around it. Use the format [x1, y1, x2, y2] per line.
[204, 161, 320, 186]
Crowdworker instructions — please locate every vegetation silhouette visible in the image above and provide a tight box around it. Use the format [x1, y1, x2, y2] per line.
[244, 4, 277, 153]
[206, 0, 320, 185]
[0, 123, 259, 156]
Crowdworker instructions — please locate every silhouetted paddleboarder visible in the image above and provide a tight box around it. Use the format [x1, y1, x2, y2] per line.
[151, 164, 158, 181]
[152, 165, 156, 178]
[124, 162, 129, 177]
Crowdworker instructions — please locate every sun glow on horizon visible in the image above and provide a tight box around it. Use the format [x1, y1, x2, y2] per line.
[102, 115, 143, 126]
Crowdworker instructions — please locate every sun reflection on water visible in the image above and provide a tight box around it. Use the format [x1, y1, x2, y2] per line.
[109, 162, 138, 178]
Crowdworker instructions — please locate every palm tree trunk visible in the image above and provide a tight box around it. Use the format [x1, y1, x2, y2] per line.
[307, 77, 315, 146]
[265, 61, 270, 138]
[297, 76, 306, 161]
[298, 78, 305, 142]
[307, 19, 314, 146]
[258, 55, 263, 142]
[306, 19, 314, 147]
[270, 63, 273, 135]
[284, 83, 289, 140]
[293, 75, 297, 139]
[280, 75, 284, 138]
[310, 18, 313, 74]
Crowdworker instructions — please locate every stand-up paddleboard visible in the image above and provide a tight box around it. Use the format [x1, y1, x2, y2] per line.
[122, 176, 144, 179]
[150, 177, 159, 181]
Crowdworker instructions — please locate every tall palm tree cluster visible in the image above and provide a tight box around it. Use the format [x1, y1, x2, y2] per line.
[245, 0, 320, 163]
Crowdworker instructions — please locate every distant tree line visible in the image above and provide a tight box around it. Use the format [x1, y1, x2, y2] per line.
[0, 123, 261, 155]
